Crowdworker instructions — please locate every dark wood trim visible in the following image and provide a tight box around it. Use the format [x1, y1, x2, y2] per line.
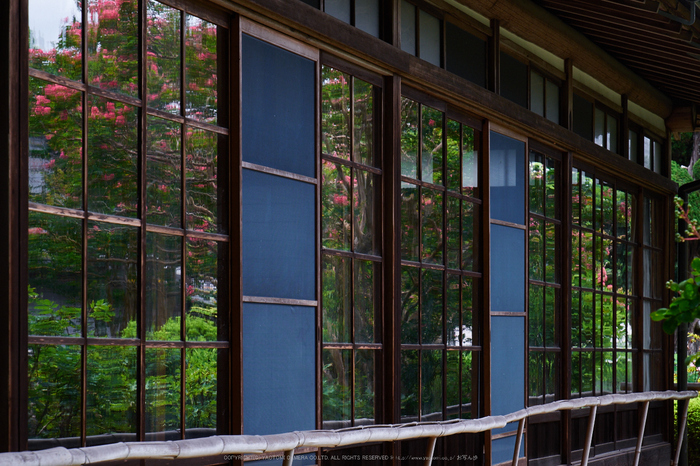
[621, 95, 630, 159]
[564, 58, 573, 132]
[315, 48, 323, 432]
[488, 19, 499, 94]
[481, 120, 492, 464]
[561, 150, 573, 465]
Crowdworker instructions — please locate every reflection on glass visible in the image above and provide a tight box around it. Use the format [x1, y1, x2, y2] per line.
[322, 67, 350, 160]
[147, 117, 182, 226]
[529, 153, 544, 215]
[322, 255, 351, 343]
[146, 232, 182, 340]
[355, 259, 377, 343]
[545, 352, 558, 401]
[355, 350, 376, 423]
[147, 0, 181, 114]
[322, 348, 351, 424]
[355, 0, 380, 37]
[529, 284, 543, 346]
[28, 212, 82, 336]
[462, 278, 474, 346]
[186, 238, 220, 341]
[462, 202, 477, 271]
[28, 344, 81, 445]
[325, 0, 351, 23]
[545, 287, 556, 347]
[529, 351, 543, 403]
[422, 106, 442, 184]
[462, 127, 478, 197]
[400, 97, 418, 178]
[546, 80, 559, 124]
[446, 350, 460, 418]
[322, 161, 351, 251]
[86, 345, 137, 442]
[146, 348, 181, 436]
[87, 222, 138, 338]
[421, 188, 443, 264]
[400, 0, 416, 55]
[529, 217, 544, 282]
[186, 15, 218, 123]
[421, 350, 443, 420]
[400, 350, 418, 420]
[185, 347, 217, 434]
[354, 77, 375, 166]
[401, 185, 419, 261]
[421, 269, 443, 344]
[29, 77, 82, 209]
[400, 266, 419, 344]
[446, 196, 460, 269]
[545, 223, 557, 283]
[186, 129, 220, 233]
[354, 170, 377, 254]
[446, 120, 460, 192]
[446, 274, 459, 346]
[419, 10, 440, 67]
[88, 95, 138, 217]
[28, 0, 82, 79]
[460, 351, 472, 418]
[530, 71, 544, 117]
[88, 0, 139, 97]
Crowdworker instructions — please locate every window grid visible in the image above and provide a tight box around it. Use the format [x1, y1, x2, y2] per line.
[321, 65, 382, 428]
[570, 168, 636, 399]
[528, 150, 561, 406]
[399, 96, 480, 422]
[27, 0, 228, 447]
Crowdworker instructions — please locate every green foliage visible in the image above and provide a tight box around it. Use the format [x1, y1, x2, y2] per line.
[675, 397, 700, 465]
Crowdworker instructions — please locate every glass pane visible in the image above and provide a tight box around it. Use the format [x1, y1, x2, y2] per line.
[146, 232, 182, 340]
[529, 217, 544, 282]
[629, 130, 639, 163]
[462, 126, 478, 197]
[28, 212, 82, 337]
[87, 222, 139, 338]
[325, 0, 351, 23]
[462, 277, 474, 345]
[186, 238, 223, 341]
[241, 170, 316, 301]
[356, 0, 380, 37]
[355, 350, 376, 423]
[401, 97, 419, 178]
[580, 351, 593, 395]
[446, 120, 460, 192]
[572, 229, 580, 287]
[544, 352, 558, 402]
[529, 152, 544, 215]
[446, 195, 460, 269]
[354, 170, 378, 255]
[86, 345, 137, 443]
[490, 132, 525, 224]
[400, 184, 419, 261]
[445, 22, 486, 87]
[446, 350, 460, 418]
[581, 291, 593, 347]
[544, 287, 556, 347]
[602, 351, 613, 394]
[146, 348, 181, 436]
[421, 187, 443, 264]
[243, 304, 315, 435]
[500, 52, 528, 108]
[653, 140, 662, 174]
[529, 284, 543, 346]
[88, 96, 138, 217]
[530, 71, 544, 117]
[422, 106, 443, 184]
[29, 78, 83, 209]
[400, 350, 418, 421]
[491, 225, 525, 313]
[186, 129, 221, 233]
[529, 351, 543, 402]
[355, 259, 379, 343]
[594, 108, 604, 147]
[545, 79, 560, 124]
[242, 34, 315, 177]
[616, 351, 630, 393]
[462, 201, 478, 271]
[545, 223, 557, 283]
[643, 136, 651, 169]
[446, 274, 460, 346]
[28, 344, 81, 445]
[421, 268, 443, 344]
[322, 160, 351, 251]
[571, 289, 581, 348]
[581, 232, 594, 288]
[147, 0, 181, 114]
[400, 0, 416, 55]
[607, 115, 618, 153]
[147, 117, 182, 227]
[28, 0, 81, 79]
[571, 351, 580, 397]
[545, 156, 557, 219]
[88, 0, 139, 97]
[185, 15, 219, 124]
[185, 347, 218, 436]
[422, 350, 443, 420]
[322, 348, 351, 426]
[571, 168, 580, 226]
[322, 255, 351, 343]
[573, 93, 593, 141]
[460, 351, 473, 418]
[400, 266, 419, 344]
[419, 10, 440, 67]
[354, 77, 376, 166]
[322, 66, 351, 160]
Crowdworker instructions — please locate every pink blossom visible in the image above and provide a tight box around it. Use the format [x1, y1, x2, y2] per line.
[28, 227, 48, 235]
[116, 115, 126, 126]
[59, 150, 67, 159]
[333, 194, 348, 206]
[103, 173, 115, 181]
[42, 159, 55, 169]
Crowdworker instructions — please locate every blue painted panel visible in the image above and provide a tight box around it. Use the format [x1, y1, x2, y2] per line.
[491, 435, 525, 465]
[242, 35, 315, 178]
[243, 303, 315, 435]
[491, 315, 525, 434]
[491, 225, 525, 313]
[490, 132, 525, 225]
[242, 169, 315, 300]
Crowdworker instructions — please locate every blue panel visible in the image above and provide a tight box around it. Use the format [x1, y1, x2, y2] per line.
[491, 316, 524, 432]
[491, 225, 524, 313]
[491, 435, 525, 465]
[490, 132, 525, 225]
[243, 303, 315, 435]
[242, 35, 315, 178]
[242, 169, 315, 300]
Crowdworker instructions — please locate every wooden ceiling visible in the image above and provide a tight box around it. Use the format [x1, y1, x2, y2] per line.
[534, 0, 700, 129]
